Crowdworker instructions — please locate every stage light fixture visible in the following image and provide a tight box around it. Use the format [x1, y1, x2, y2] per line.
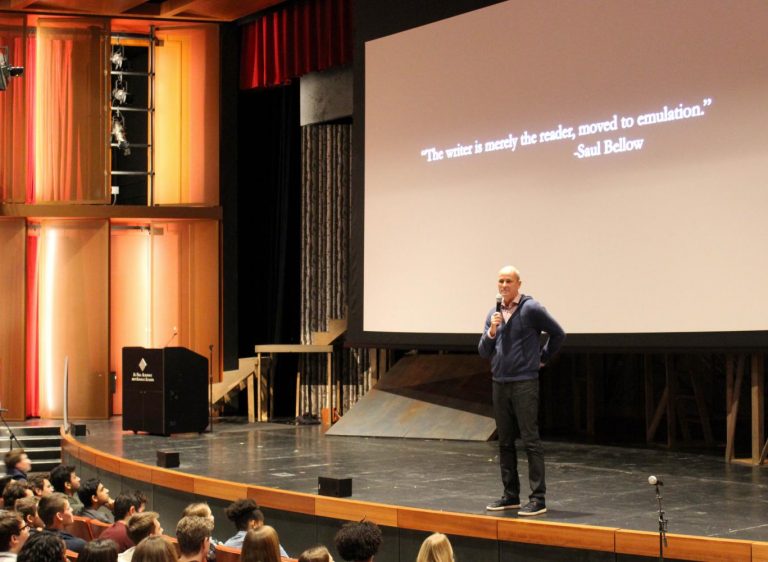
[111, 111, 131, 156]
[110, 44, 126, 70]
[0, 47, 25, 92]
[112, 76, 131, 105]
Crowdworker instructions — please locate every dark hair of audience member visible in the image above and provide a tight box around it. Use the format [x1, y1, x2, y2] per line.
[113, 491, 143, 521]
[225, 498, 263, 531]
[2, 481, 30, 510]
[4, 450, 25, 473]
[28, 474, 51, 497]
[334, 521, 383, 562]
[127, 511, 160, 544]
[48, 465, 75, 494]
[0, 510, 24, 552]
[38, 493, 69, 528]
[77, 478, 103, 508]
[299, 545, 332, 562]
[175, 515, 213, 557]
[79, 539, 119, 562]
[15, 496, 40, 529]
[241, 525, 281, 562]
[0, 476, 12, 503]
[132, 535, 178, 562]
[17, 530, 66, 562]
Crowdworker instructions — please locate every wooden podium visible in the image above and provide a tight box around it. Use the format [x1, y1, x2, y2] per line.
[122, 347, 208, 436]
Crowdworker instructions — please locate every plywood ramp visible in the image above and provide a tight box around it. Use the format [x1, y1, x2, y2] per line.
[326, 355, 496, 441]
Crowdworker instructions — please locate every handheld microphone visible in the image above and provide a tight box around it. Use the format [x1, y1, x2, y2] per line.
[496, 293, 502, 313]
[648, 475, 663, 486]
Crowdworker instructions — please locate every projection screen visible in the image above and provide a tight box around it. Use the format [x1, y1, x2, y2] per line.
[355, 0, 768, 348]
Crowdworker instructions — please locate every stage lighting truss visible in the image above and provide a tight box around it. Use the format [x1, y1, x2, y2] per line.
[111, 111, 131, 156]
[112, 75, 130, 105]
[0, 46, 25, 91]
[110, 44, 126, 70]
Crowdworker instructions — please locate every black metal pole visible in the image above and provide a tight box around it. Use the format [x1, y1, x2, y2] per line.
[655, 483, 668, 562]
[208, 344, 214, 433]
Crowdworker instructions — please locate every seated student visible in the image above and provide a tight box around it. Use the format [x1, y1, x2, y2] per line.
[240, 526, 281, 562]
[27, 475, 53, 498]
[4, 451, 31, 483]
[77, 478, 115, 524]
[37, 493, 86, 554]
[14, 497, 42, 533]
[0, 510, 30, 559]
[118, 511, 163, 562]
[416, 533, 454, 562]
[79, 539, 119, 562]
[48, 465, 83, 515]
[333, 521, 382, 562]
[2, 482, 32, 512]
[101, 491, 146, 553]
[17, 531, 66, 562]
[176, 516, 213, 562]
[298, 545, 334, 562]
[131, 536, 177, 562]
[181, 503, 218, 561]
[222, 499, 288, 557]
[0, 478, 12, 508]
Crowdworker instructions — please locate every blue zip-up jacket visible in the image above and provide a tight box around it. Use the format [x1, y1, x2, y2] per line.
[478, 294, 565, 382]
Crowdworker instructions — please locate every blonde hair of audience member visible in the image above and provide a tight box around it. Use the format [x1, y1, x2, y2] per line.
[240, 525, 281, 562]
[416, 533, 454, 562]
[132, 536, 178, 562]
[182, 502, 214, 523]
[299, 545, 334, 562]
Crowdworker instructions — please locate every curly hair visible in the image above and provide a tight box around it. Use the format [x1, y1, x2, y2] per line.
[334, 521, 382, 561]
[17, 530, 66, 562]
[224, 498, 263, 531]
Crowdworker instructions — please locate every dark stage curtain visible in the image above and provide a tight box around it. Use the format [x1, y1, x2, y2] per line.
[240, 0, 352, 89]
[237, 83, 301, 417]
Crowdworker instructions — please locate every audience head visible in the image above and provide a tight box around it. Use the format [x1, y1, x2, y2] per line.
[78, 478, 112, 510]
[38, 493, 73, 529]
[241, 525, 281, 562]
[182, 502, 214, 524]
[127, 511, 162, 545]
[29, 473, 54, 497]
[225, 498, 263, 531]
[79, 538, 119, 562]
[113, 491, 146, 522]
[0, 510, 29, 554]
[49, 465, 80, 496]
[4, 450, 31, 475]
[3, 480, 32, 509]
[416, 533, 454, 562]
[334, 521, 382, 562]
[17, 530, 66, 562]
[175, 515, 213, 558]
[132, 535, 178, 562]
[0, 476, 13, 502]
[15, 496, 42, 530]
[299, 545, 334, 562]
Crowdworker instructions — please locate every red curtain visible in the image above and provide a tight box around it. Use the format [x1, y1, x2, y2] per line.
[240, 0, 352, 89]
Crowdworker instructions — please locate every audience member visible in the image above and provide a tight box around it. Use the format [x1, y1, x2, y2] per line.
[49, 465, 83, 514]
[0, 510, 30, 559]
[181, 503, 218, 561]
[131, 536, 177, 562]
[0, 478, 12, 507]
[334, 521, 382, 562]
[119, 511, 162, 562]
[175, 516, 213, 562]
[28, 474, 53, 498]
[17, 531, 66, 562]
[79, 539, 119, 562]
[223, 499, 288, 557]
[240, 526, 281, 562]
[298, 545, 334, 562]
[38, 492, 85, 554]
[3, 452, 30, 483]
[416, 533, 453, 562]
[14, 497, 41, 533]
[2, 483, 31, 511]
[101, 491, 146, 552]
[78, 478, 115, 523]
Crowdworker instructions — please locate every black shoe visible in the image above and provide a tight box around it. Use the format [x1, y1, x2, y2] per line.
[486, 497, 521, 511]
[518, 500, 547, 516]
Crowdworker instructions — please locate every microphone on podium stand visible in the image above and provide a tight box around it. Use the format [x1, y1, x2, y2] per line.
[164, 327, 178, 348]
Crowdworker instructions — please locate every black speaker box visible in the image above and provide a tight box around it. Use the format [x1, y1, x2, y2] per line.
[318, 476, 352, 497]
[157, 450, 180, 468]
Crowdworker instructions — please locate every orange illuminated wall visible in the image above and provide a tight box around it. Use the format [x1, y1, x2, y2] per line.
[0, 219, 26, 420]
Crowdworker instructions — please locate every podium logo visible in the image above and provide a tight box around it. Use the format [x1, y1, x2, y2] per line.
[131, 357, 155, 383]
[139, 358, 147, 371]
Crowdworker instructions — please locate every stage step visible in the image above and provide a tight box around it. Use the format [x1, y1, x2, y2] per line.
[327, 355, 496, 441]
[0, 426, 62, 473]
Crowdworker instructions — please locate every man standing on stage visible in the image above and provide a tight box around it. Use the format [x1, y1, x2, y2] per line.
[479, 265, 565, 516]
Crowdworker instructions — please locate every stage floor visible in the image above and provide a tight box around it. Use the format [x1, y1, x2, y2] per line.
[76, 418, 768, 542]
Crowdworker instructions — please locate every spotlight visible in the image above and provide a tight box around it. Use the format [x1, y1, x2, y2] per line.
[111, 112, 131, 156]
[112, 76, 131, 105]
[110, 44, 126, 70]
[0, 47, 24, 92]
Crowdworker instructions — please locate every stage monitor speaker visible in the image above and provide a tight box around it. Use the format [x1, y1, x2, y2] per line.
[157, 450, 180, 468]
[71, 424, 87, 437]
[318, 476, 352, 497]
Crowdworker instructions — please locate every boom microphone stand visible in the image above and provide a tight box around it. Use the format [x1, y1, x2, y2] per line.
[0, 407, 22, 452]
[649, 475, 668, 562]
[208, 344, 214, 433]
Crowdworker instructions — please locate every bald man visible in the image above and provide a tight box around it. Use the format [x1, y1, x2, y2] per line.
[479, 265, 565, 516]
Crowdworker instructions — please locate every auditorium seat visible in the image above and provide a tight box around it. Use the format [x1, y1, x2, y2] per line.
[215, 544, 240, 562]
[65, 515, 94, 541]
[66, 550, 79, 561]
[88, 517, 110, 538]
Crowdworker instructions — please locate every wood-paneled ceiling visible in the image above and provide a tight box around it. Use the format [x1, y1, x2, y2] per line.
[0, 0, 287, 22]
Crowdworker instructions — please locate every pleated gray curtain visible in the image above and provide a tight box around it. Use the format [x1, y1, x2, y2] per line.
[300, 124, 372, 416]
